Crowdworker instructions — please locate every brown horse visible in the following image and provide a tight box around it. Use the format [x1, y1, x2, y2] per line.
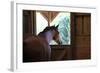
[23, 25, 61, 62]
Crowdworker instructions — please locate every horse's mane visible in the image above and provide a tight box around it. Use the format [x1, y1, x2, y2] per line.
[40, 26, 58, 34]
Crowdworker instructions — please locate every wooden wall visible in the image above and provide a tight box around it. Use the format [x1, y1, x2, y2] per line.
[71, 13, 91, 59]
[23, 10, 36, 39]
[23, 10, 91, 61]
[39, 11, 59, 26]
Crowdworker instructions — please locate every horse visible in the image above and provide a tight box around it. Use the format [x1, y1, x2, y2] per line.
[23, 25, 61, 62]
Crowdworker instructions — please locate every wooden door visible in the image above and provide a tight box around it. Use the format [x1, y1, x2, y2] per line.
[71, 13, 91, 59]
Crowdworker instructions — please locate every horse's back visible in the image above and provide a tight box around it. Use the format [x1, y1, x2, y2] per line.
[23, 36, 50, 62]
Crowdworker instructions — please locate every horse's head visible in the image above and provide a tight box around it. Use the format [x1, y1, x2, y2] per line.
[52, 25, 62, 45]
[40, 25, 61, 45]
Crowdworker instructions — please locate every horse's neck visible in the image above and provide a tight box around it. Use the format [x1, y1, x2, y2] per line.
[45, 31, 53, 43]
[38, 31, 53, 44]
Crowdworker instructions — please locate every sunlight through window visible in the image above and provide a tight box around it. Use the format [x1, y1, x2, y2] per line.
[36, 12, 48, 35]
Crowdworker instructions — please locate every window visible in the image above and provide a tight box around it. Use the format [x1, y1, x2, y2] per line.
[36, 12, 48, 35]
[50, 12, 70, 45]
[36, 11, 70, 45]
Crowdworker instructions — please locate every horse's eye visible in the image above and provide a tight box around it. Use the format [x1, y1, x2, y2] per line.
[53, 36, 55, 40]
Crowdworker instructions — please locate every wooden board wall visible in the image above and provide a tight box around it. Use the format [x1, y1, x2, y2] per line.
[23, 10, 91, 61]
[71, 13, 91, 59]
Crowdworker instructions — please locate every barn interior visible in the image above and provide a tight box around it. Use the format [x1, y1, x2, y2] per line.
[23, 10, 91, 62]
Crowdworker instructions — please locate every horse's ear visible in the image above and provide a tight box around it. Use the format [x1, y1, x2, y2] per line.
[56, 25, 59, 29]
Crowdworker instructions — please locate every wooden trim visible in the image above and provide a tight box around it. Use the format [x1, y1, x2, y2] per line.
[31, 11, 34, 35]
[72, 13, 91, 16]
[32, 11, 36, 35]
[48, 12, 50, 26]
[71, 13, 77, 60]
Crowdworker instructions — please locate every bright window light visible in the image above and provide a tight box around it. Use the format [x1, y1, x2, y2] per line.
[36, 12, 48, 35]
